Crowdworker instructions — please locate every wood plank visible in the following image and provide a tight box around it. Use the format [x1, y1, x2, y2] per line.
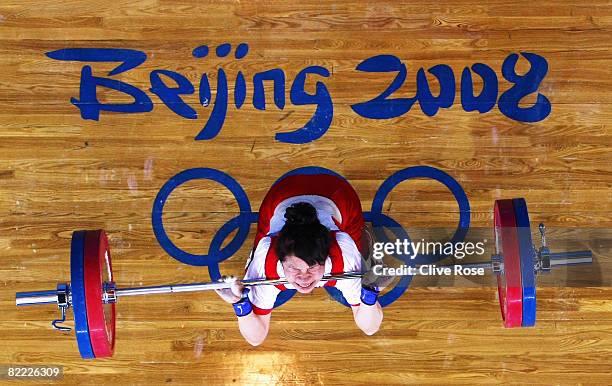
[1, 0, 610, 383]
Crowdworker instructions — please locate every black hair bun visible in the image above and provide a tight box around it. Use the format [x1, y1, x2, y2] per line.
[284, 202, 318, 226]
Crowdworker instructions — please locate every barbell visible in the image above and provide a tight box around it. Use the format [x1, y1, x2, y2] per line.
[15, 198, 593, 359]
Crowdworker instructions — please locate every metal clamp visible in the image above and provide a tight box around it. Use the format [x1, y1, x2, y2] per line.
[51, 283, 71, 332]
[539, 223, 547, 249]
[534, 223, 551, 274]
[103, 282, 117, 304]
[491, 254, 503, 273]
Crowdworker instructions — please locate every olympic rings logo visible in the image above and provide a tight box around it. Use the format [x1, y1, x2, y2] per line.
[152, 166, 470, 308]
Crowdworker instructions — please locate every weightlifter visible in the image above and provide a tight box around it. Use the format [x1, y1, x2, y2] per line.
[215, 173, 384, 346]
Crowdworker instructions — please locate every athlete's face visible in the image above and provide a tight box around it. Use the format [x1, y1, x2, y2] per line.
[281, 255, 325, 293]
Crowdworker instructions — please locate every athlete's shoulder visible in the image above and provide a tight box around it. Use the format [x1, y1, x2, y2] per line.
[245, 236, 272, 274]
[334, 231, 359, 251]
[257, 235, 272, 250]
[333, 231, 361, 269]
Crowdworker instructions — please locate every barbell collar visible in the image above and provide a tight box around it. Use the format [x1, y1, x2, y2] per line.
[16, 289, 61, 306]
[546, 250, 592, 261]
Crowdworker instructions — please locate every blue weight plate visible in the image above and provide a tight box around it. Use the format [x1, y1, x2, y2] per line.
[70, 230, 95, 359]
[512, 198, 537, 327]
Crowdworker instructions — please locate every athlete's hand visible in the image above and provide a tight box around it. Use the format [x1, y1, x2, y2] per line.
[361, 251, 395, 289]
[214, 276, 245, 304]
[360, 224, 394, 289]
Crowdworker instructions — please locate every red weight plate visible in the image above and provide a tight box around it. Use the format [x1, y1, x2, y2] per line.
[98, 230, 116, 356]
[494, 200, 523, 328]
[84, 230, 116, 358]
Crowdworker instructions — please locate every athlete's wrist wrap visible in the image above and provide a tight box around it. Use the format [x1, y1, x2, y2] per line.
[232, 289, 252, 317]
[360, 285, 380, 306]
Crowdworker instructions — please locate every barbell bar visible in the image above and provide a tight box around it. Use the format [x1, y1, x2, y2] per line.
[15, 271, 365, 306]
[15, 249, 593, 307]
[14, 198, 594, 359]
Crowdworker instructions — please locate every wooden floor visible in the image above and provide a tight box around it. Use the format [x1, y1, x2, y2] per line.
[1, 0, 611, 384]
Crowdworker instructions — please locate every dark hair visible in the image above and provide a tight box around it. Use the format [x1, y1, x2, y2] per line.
[275, 202, 330, 266]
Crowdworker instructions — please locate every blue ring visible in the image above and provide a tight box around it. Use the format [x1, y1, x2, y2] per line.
[206, 213, 259, 281]
[513, 198, 537, 327]
[152, 168, 252, 266]
[327, 166, 470, 308]
[71, 230, 95, 359]
[372, 166, 470, 303]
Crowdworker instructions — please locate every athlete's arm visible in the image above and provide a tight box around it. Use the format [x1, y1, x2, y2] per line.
[351, 300, 383, 336]
[238, 311, 271, 346]
[334, 232, 384, 335]
[337, 278, 384, 335]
